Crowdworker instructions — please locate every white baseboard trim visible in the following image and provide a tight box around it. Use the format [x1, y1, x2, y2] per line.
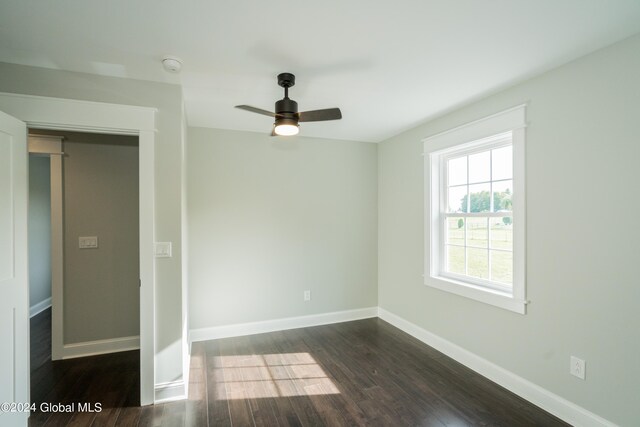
[378, 308, 616, 427]
[30, 297, 52, 318]
[189, 306, 378, 344]
[155, 380, 186, 404]
[62, 335, 140, 360]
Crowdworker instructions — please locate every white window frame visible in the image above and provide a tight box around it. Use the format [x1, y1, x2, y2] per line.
[424, 105, 527, 314]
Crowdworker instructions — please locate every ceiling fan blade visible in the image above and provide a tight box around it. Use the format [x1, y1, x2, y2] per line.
[298, 108, 342, 122]
[235, 105, 275, 117]
[270, 125, 277, 137]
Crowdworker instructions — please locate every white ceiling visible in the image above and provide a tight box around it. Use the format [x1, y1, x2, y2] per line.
[1, 1, 639, 142]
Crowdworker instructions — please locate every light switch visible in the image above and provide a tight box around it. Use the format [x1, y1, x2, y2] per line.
[155, 242, 172, 258]
[79, 236, 98, 249]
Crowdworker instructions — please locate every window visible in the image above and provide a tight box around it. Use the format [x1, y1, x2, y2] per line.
[424, 105, 526, 313]
[442, 136, 513, 289]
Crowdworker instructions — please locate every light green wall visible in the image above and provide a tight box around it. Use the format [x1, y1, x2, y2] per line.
[0, 62, 186, 384]
[28, 155, 51, 309]
[378, 34, 640, 425]
[187, 127, 378, 328]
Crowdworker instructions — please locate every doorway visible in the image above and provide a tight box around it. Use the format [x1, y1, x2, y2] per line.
[28, 130, 142, 415]
[0, 91, 157, 406]
[30, 130, 141, 358]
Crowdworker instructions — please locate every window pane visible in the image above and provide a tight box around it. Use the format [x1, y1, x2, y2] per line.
[491, 250, 512, 284]
[448, 185, 467, 213]
[492, 180, 513, 212]
[446, 245, 465, 275]
[467, 183, 490, 213]
[490, 218, 512, 250]
[446, 217, 465, 246]
[466, 217, 487, 248]
[468, 151, 490, 184]
[492, 145, 512, 181]
[467, 247, 489, 279]
[448, 156, 467, 186]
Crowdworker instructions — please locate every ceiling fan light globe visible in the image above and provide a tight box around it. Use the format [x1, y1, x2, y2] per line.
[274, 123, 299, 136]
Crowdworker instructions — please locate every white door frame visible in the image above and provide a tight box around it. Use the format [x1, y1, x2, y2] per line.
[0, 92, 157, 406]
[0, 110, 29, 427]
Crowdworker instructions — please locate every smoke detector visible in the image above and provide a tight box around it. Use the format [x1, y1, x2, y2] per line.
[162, 57, 182, 73]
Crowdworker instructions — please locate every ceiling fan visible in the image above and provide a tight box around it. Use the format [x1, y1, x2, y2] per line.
[235, 73, 342, 136]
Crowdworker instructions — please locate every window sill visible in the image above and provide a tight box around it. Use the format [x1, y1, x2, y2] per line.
[426, 275, 526, 314]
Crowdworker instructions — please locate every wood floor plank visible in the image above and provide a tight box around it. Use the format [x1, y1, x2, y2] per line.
[230, 334, 282, 427]
[265, 330, 331, 426]
[185, 343, 208, 427]
[114, 406, 141, 427]
[212, 337, 255, 425]
[202, 340, 233, 426]
[160, 401, 186, 427]
[244, 332, 303, 427]
[137, 404, 164, 427]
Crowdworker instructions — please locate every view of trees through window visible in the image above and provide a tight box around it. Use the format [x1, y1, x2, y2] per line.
[460, 189, 512, 214]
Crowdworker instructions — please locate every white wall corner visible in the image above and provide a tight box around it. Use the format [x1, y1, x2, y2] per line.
[155, 380, 187, 404]
[29, 297, 52, 318]
[189, 306, 379, 344]
[377, 308, 616, 427]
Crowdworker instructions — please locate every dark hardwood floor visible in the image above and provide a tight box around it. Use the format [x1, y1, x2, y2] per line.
[29, 309, 140, 426]
[30, 309, 568, 426]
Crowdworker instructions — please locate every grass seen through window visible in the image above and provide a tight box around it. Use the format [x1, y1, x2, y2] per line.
[446, 215, 513, 285]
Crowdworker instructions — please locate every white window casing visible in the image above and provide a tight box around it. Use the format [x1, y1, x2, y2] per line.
[423, 105, 527, 314]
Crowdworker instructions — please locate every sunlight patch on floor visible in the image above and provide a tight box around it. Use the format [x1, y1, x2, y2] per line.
[212, 353, 340, 400]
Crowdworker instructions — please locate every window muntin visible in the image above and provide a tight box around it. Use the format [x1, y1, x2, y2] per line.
[440, 136, 514, 292]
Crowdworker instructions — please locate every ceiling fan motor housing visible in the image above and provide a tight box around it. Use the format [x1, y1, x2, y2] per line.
[275, 98, 298, 116]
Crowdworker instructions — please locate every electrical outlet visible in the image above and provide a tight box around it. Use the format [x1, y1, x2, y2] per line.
[570, 356, 586, 380]
[304, 290, 311, 301]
